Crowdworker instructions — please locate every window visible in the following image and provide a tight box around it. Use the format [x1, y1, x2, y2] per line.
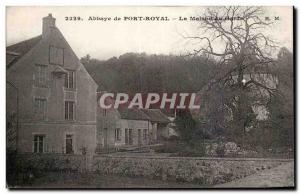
[129, 129, 133, 145]
[34, 98, 47, 120]
[125, 129, 128, 145]
[65, 134, 74, 154]
[115, 128, 121, 141]
[138, 129, 142, 145]
[143, 129, 148, 140]
[65, 101, 75, 120]
[125, 129, 133, 145]
[64, 70, 75, 89]
[34, 65, 47, 87]
[49, 46, 64, 65]
[33, 135, 45, 153]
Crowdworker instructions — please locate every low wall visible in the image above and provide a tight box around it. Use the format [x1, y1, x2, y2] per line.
[93, 155, 293, 185]
[10, 153, 293, 185]
[13, 153, 91, 172]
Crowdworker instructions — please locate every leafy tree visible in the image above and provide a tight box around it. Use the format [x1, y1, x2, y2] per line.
[184, 6, 278, 142]
[81, 53, 214, 94]
[268, 47, 294, 149]
[175, 110, 197, 142]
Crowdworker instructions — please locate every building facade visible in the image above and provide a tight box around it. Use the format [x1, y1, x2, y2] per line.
[6, 14, 98, 154]
[140, 109, 170, 142]
[96, 94, 170, 151]
[96, 107, 152, 152]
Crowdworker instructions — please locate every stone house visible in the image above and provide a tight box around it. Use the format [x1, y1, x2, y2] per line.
[6, 14, 98, 154]
[140, 109, 170, 142]
[96, 94, 170, 151]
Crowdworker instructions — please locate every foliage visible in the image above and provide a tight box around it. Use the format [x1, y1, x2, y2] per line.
[267, 48, 294, 149]
[154, 142, 181, 153]
[215, 145, 225, 157]
[174, 146, 205, 157]
[80, 7, 294, 152]
[174, 110, 197, 141]
[81, 53, 215, 94]
[185, 7, 292, 148]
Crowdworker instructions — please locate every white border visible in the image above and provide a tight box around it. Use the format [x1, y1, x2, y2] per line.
[1, 0, 298, 193]
[1, 0, 298, 6]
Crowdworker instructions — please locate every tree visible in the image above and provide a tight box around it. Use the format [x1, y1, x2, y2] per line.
[184, 6, 278, 143]
[268, 47, 294, 149]
[81, 54, 91, 67]
[82, 53, 214, 94]
[174, 109, 197, 141]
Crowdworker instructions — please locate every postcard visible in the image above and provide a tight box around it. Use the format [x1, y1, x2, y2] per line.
[6, 6, 294, 189]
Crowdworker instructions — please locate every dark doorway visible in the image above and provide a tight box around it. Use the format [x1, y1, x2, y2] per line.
[65, 134, 74, 154]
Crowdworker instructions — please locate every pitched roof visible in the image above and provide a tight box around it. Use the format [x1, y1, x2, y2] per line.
[96, 92, 170, 122]
[141, 109, 170, 123]
[118, 108, 150, 121]
[6, 35, 42, 68]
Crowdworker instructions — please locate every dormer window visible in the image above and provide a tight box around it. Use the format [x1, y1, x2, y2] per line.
[64, 70, 75, 89]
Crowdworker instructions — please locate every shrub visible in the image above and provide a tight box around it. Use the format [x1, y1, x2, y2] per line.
[168, 135, 180, 142]
[154, 142, 180, 153]
[175, 146, 205, 157]
[216, 145, 225, 157]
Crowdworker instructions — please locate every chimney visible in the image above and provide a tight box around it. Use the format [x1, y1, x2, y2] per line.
[42, 13, 56, 38]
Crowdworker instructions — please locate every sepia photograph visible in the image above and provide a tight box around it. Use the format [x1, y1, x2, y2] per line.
[6, 6, 294, 189]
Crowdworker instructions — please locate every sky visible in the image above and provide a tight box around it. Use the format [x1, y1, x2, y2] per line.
[6, 6, 293, 60]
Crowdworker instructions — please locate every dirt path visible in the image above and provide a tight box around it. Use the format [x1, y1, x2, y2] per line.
[215, 162, 295, 188]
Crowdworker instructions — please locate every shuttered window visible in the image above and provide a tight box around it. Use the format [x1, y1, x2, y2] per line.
[49, 46, 64, 65]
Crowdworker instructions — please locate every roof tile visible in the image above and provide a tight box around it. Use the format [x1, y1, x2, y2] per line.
[6, 35, 42, 68]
